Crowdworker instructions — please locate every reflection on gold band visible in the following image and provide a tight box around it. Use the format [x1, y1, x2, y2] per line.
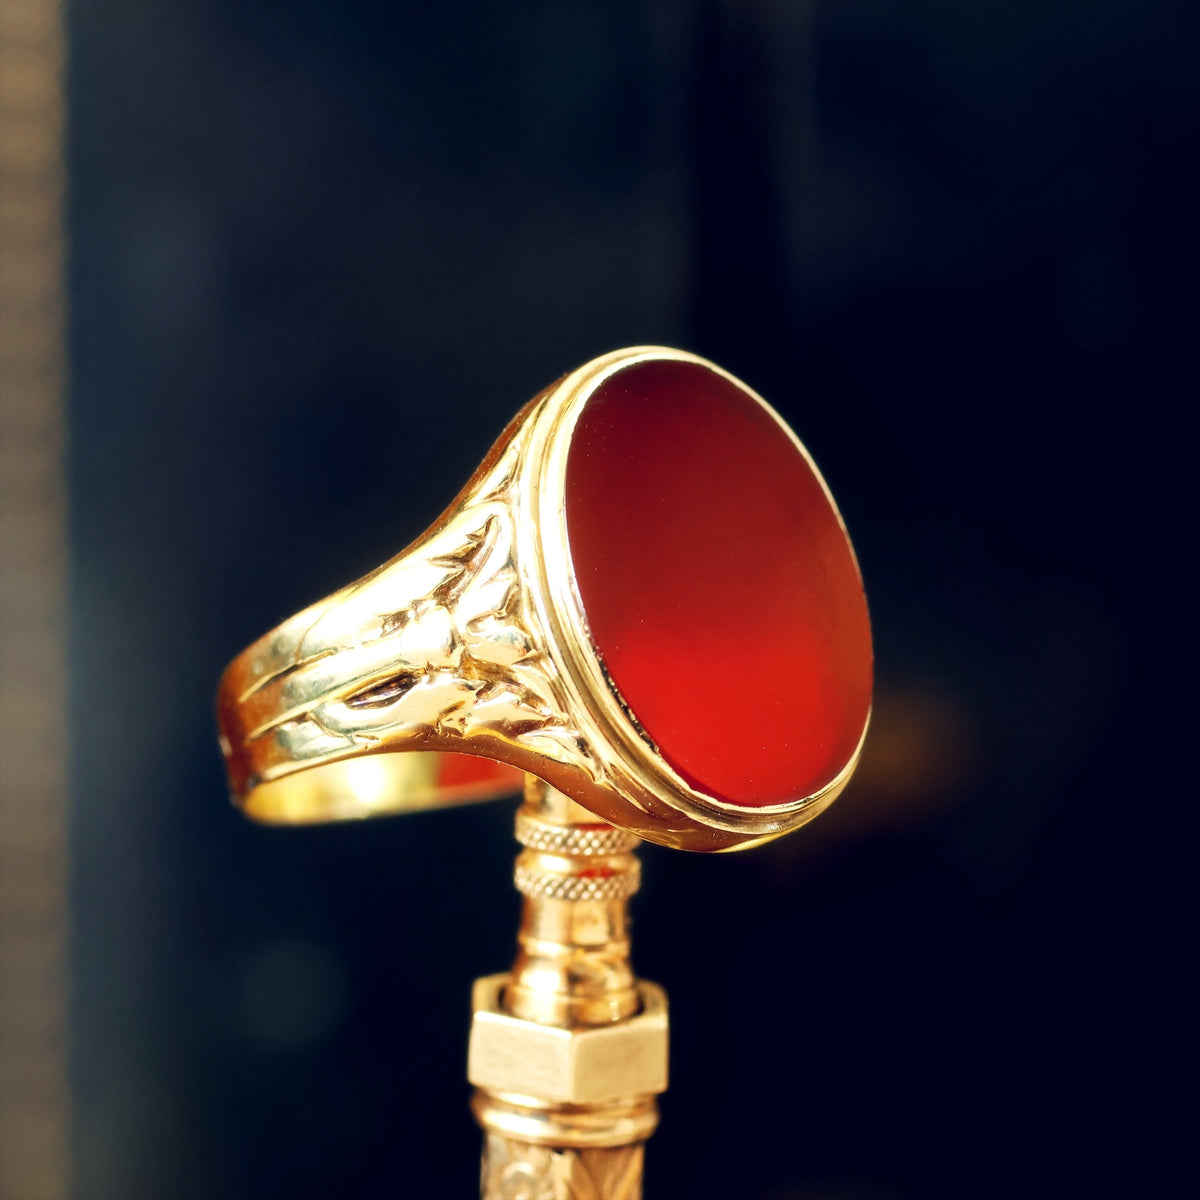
[238, 752, 523, 824]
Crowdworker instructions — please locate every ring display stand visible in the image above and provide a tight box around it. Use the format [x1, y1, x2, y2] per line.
[217, 347, 872, 1197]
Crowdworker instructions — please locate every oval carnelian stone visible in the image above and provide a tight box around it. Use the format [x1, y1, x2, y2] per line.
[564, 358, 872, 808]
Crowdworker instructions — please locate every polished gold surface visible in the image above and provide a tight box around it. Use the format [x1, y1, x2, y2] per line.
[217, 345, 867, 854]
[506, 778, 642, 1027]
[469, 977, 668, 1108]
[470, 781, 665, 1196]
[479, 1134, 644, 1200]
[470, 781, 664, 1102]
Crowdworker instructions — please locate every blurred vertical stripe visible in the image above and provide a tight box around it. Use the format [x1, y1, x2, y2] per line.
[0, 0, 68, 1197]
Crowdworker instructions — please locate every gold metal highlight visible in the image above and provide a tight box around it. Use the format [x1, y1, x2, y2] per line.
[469, 781, 666, 1197]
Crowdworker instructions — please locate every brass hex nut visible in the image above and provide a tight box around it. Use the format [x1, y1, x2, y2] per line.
[467, 975, 669, 1105]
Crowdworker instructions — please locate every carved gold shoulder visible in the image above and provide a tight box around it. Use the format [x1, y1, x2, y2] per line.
[251, 419, 597, 786]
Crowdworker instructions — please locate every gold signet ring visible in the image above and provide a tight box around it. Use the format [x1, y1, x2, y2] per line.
[217, 347, 873, 852]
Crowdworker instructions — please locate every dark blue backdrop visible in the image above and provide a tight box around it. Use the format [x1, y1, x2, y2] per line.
[69, 2, 1193, 1197]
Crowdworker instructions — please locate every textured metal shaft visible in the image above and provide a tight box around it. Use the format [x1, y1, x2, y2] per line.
[474, 776, 657, 1199]
[481, 1133, 644, 1200]
[506, 778, 642, 1028]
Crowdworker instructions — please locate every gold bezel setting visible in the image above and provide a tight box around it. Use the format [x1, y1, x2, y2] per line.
[520, 345, 870, 849]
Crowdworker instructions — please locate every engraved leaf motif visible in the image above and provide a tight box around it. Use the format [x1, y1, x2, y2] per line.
[258, 420, 605, 790]
[482, 1138, 643, 1200]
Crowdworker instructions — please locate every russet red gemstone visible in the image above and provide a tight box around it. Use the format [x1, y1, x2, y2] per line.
[565, 358, 872, 808]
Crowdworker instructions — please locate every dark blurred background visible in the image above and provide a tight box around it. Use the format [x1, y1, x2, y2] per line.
[66, 2, 1194, 1198]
